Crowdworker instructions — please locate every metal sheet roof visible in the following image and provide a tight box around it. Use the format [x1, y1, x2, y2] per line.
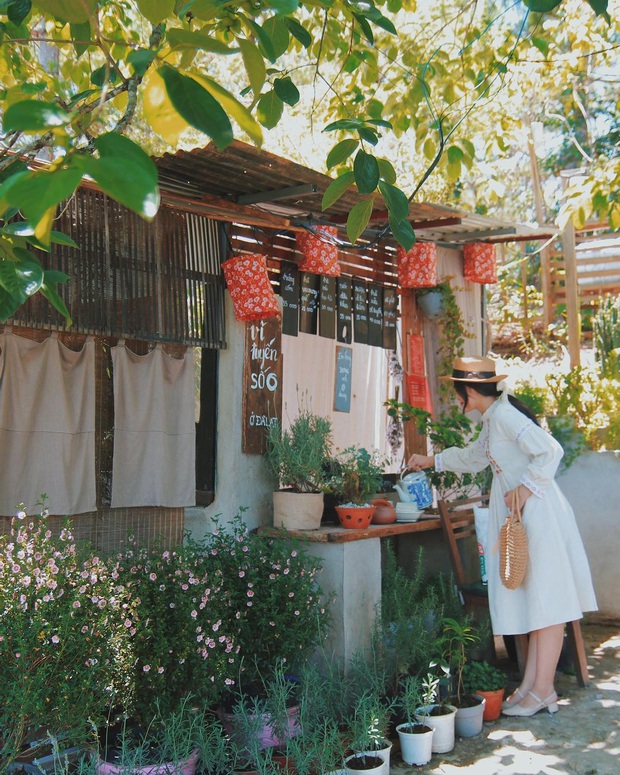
[155, 141, 557, 245]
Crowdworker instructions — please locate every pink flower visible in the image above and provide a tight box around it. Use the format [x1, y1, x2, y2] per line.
[149, 573, 157, 581]
[51, 634, 60, 644]
[157, 667, 164, 674]
[72, 600, 81, 609]
[143, 665, 151, 672]
[238, 571, 245, 578]
[247, 590, 254, 597]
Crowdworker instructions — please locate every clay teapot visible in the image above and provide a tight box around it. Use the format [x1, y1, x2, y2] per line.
[371, 498, 397, 525]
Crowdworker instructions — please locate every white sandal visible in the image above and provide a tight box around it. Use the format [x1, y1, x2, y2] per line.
[501, 687, 526, 710]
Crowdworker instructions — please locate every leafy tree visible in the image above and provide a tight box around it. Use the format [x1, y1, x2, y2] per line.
[0, 0, 615, 320]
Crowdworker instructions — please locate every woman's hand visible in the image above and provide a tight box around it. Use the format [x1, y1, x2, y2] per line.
[406, 453, 434, 471]
[504, 484, 532, 511]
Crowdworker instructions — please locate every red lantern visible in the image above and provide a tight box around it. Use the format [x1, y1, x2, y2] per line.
[296, 225, 341, 276]
[463, 243, 498, 284]
[222, 253, 281, 322]
[396, 242, 437, 288]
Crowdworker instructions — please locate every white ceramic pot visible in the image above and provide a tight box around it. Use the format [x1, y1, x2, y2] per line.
[396, 722, 433, 766]
[273, 490, 324, 530]
[454, 696, 485, 738]
[414, 704, 457, 753]
[359, 739, 391, 775]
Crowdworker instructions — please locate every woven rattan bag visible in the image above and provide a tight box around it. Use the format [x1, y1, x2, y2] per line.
[499, 490, 528, 589]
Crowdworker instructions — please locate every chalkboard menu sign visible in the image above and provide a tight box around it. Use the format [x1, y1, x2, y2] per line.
[383, 288, 398, 350]
[319, 276, 336, 339]
[280, 262, 299, 336]
[353, 280, 368, 344]
[337, 277, 352, 343]
[334, 346, 353, 413]
[242, 318, 283, 454]
[299, 272, 320, 334]
[367, 284, 383, 347]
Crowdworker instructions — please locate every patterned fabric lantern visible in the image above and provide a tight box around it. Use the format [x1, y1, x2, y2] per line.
[222, 253, 281, 322]
[296, 225, 341, 276]
[396, 242, 437, 288]
[463, 242, 498, 284]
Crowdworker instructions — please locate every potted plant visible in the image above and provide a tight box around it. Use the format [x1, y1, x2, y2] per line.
[395, 675, 434, 766]
[344, 691, 392, 775]
[327, 446, 384, 529]
[265, 410, 333, 530]
[462, 661, 508, 722]
[438, 617, 486, 738]
[414, 661, 457, 754]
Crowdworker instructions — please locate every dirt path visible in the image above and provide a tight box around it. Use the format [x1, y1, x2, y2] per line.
[390, 620, 620, 775]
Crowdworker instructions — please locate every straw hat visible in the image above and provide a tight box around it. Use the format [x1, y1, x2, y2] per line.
[440, 356, 508, 383]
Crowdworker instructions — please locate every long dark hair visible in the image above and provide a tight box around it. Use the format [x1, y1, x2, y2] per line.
[454, 381, 540, 426]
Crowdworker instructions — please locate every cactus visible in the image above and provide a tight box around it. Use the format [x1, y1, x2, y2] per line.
[593, 294, 620, 376]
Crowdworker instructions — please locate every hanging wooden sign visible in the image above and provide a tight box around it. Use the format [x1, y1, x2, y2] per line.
[319, 275, 336, 339]
[334, 346, 353, 413]
[382, 288, 398, 350]
[242, 317, 283, 454]
[408, 333, 426, 376]
[406, 374, 431, 413]
[280, 262, 299, 337]
[367, 283, 383, 347]
[353, 280, 368, 344]
[337, 276, 352, 343]
[299, 272, 320, 334]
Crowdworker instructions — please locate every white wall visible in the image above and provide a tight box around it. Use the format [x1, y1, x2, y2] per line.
[557, 450, 620, 619]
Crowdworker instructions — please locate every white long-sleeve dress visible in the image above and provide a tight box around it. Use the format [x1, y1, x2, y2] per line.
[435, 394, 597, 635]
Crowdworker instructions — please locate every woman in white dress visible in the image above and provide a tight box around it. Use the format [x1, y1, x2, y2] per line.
[407, 356, 597, 717]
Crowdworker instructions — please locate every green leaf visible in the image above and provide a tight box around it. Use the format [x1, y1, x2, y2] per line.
[41, 270, 72, 325]
[353, 12, 374, 44]
[0, 256, 43, 302]
[128, 49, 157, 78]
[346, 198, 375, 244]
[366, 118, 393, 129]
[0, 286, 22, 322]
[69, 21, 90, 58]
[530, 37, 550, 55]
[273, 76, 299, 106]
[0, 167, 83, 226]
[358, 127, 379, 146]
[159, 64, 233, 149]
[585, 0, 608, 15]
[322, 171, 355, 210]
[242, 16, 277, 63]
[85, 133, 160, 220]
[91, 64, 118, 87]
[8, 0, 31, 26]
[379, 181, 409, 222]
[34, 0, 96, 23]
[136, 0, 175, 25]
[389, 214, 415, 251]
[522, 0, 563, 11]
[370, 12, 397, 35]
[67, 89, 99, 109]
[423, 137, 436, 160]
[284, 17, 311, 48]
[262, 16, 290, 60]
[193, 73, 263, 146]
[166, 28, 235, 54]
[327, 139, 359, 170]
[238, 39, 266, 97]
[447, 145, 465, 164]
[265, 0, 299, 15]
[353, 149, 379, 195]
[377, 158, 396, 185]
[3, 99, 71, 132]
[256, 89, 283, 129]
[324, 118, 364, 132]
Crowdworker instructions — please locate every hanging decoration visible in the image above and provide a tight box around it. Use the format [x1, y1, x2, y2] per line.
[222, 253, 281, 321]
[396, 242, 437, 288]
[296, 225, 341, 277]
[463, 242, 498, 284]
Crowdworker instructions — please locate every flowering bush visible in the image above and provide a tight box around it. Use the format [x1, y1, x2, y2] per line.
[110, 538, 238, 724]
[206, 515, 330, 687]
[0, 508, 126, 765]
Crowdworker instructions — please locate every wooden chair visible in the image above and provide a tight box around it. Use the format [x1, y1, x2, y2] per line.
[437, 494, 590, 687]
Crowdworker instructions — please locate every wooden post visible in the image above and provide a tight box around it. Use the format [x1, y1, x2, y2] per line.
[560, 170, 583, 369]
[400, 290, 428, 459]
[528, 124, 553, 329]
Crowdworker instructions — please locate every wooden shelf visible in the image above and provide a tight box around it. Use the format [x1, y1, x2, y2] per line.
[257, 518, 441, 543]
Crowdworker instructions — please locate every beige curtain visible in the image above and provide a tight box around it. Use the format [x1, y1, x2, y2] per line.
[111, 343, 195, 508]
[0, 331, 96, 516]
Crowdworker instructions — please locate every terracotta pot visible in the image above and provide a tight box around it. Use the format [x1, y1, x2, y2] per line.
[335, 505, 375, 529]
[371, 499, 396, 525]
[476, 687, 505, 721]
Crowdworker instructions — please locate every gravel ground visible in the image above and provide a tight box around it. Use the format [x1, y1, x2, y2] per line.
[390, 620, 620, 775]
